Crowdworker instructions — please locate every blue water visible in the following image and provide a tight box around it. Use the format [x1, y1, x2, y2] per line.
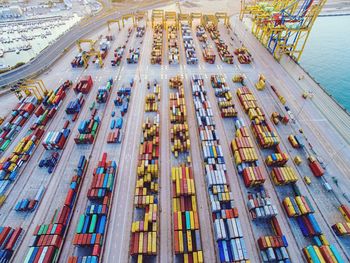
[301, 15, 350, 111]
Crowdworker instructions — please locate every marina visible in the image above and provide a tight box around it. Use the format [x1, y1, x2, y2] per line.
[0, 15, 81, 68]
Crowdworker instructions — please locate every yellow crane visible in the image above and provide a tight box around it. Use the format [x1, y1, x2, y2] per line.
[240, 0, 327, 62]
[15, 85, 43, 102]
[121, 14, 135, 27]
[151, 9, 164, 28]
[24, 79, 48, 96]
[215, 12, 229, 26]
[190, 12, 203, 26]
[76, 39, 96, 53]
[178, 13, 192, 27]
[202, 14, 218, 27]
[165, 11, 177, 28]
[107, 19, 121, 31]
[135, 11, 148, 25]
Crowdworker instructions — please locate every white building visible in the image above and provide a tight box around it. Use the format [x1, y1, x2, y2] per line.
[0, 5, 23, 19]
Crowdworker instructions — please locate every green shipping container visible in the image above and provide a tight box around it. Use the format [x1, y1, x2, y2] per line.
[89, 214, 97, 233]
[77, 214, 85, 233]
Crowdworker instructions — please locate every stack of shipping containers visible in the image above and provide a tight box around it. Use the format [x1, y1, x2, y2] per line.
[129, 85, 160, 261]
[190, 75, 249, 262]
[169, 76, 203, 262]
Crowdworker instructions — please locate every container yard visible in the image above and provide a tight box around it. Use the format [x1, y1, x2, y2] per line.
[0, 5, 349, 263]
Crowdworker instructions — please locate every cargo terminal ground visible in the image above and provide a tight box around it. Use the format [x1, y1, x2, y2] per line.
[0, 6, 349, 263]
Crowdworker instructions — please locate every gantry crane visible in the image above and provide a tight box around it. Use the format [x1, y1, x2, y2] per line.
[202, 14, 218, 27]
[107, 19, 121, 31]
[76, 39, 96, 53]
[121, 14, 135, 27]
[240, 0, 327, 62]
[25, 79, 48, 96]
[14, 79, 48, 102]
[190, 12, 203, 26]
[178, 13, 192, 27]
[135, 11, 148, 25]
[165, 11, 178, 28]
[215, 12, 229, 26]
[151, 9, 164, 28]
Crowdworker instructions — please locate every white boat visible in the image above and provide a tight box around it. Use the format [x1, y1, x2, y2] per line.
[16, 49, 20, 54]
[0, 49, 3, 57]
[0, 64, 10, 70]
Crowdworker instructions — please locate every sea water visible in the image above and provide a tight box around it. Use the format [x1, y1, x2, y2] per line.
[301, 15, 350, 111]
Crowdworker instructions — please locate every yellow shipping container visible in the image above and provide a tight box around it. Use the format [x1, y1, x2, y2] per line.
[179, 231, 184, 253]
[139, 232, 144, 254]
[295, 196, 307, 215]
[313, 246, 326, 263]
[152, 231, 157, 254]
[198, 251, 204, 263]
[148, 231, 152, 254]
[187, 230, 193, 252]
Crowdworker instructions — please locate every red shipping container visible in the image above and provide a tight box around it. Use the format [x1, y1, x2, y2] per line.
[92, 244, 101, 256]
[0, 227, 11, 245]
[5, 227, 22, 250]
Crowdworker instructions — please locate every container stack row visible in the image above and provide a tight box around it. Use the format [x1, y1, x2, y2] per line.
[42, 80, 71, 108]
[168, 25, 179, 65]
[130, 117, 160, 259]
[68, 153, 116, 262]
[73, 75, 93, 94]
[220, 81, 292, 262]
[24, 155, 88, 262]
[168, 74, 203, 262]
[145, 94, 158, 112]
[129, 91, 160, 261]
[14, 185, 45, 212]
[126, 47, 140, 64]
[196, 25, 216, 64]
[205, 24, 233, 64]
[75, 110, 100, 145]
[211, 75, 237, 118]
[111, 45, 124, 66]
[71, 52, 86, 68]
[236, 87, 297, 186]
[116, 86, 131, 116]
[332, 204, 350, 236]
[95, 78, 113, 104]
[108, 85, 132, 144]
[172, 165, 203, 262]
[236, 87, 280, 148]
[0, 81, 69, 205]
[42, 120, 70, 150]
[234, 83, 344, 262]
[0, 227, 23, 262]
[66, 92, 84, 117]
[247, 190, 278, 220]
[232, 118, 264, 187]
[151, 24, 163, 65]
[169, 76, 190, 158]
[0, 97, 37, 153]
[180, 22, 198, 65]
[190, 75, 249, 262]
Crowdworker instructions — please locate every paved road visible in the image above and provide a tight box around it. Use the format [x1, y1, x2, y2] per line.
[0, 0, 173, 88]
